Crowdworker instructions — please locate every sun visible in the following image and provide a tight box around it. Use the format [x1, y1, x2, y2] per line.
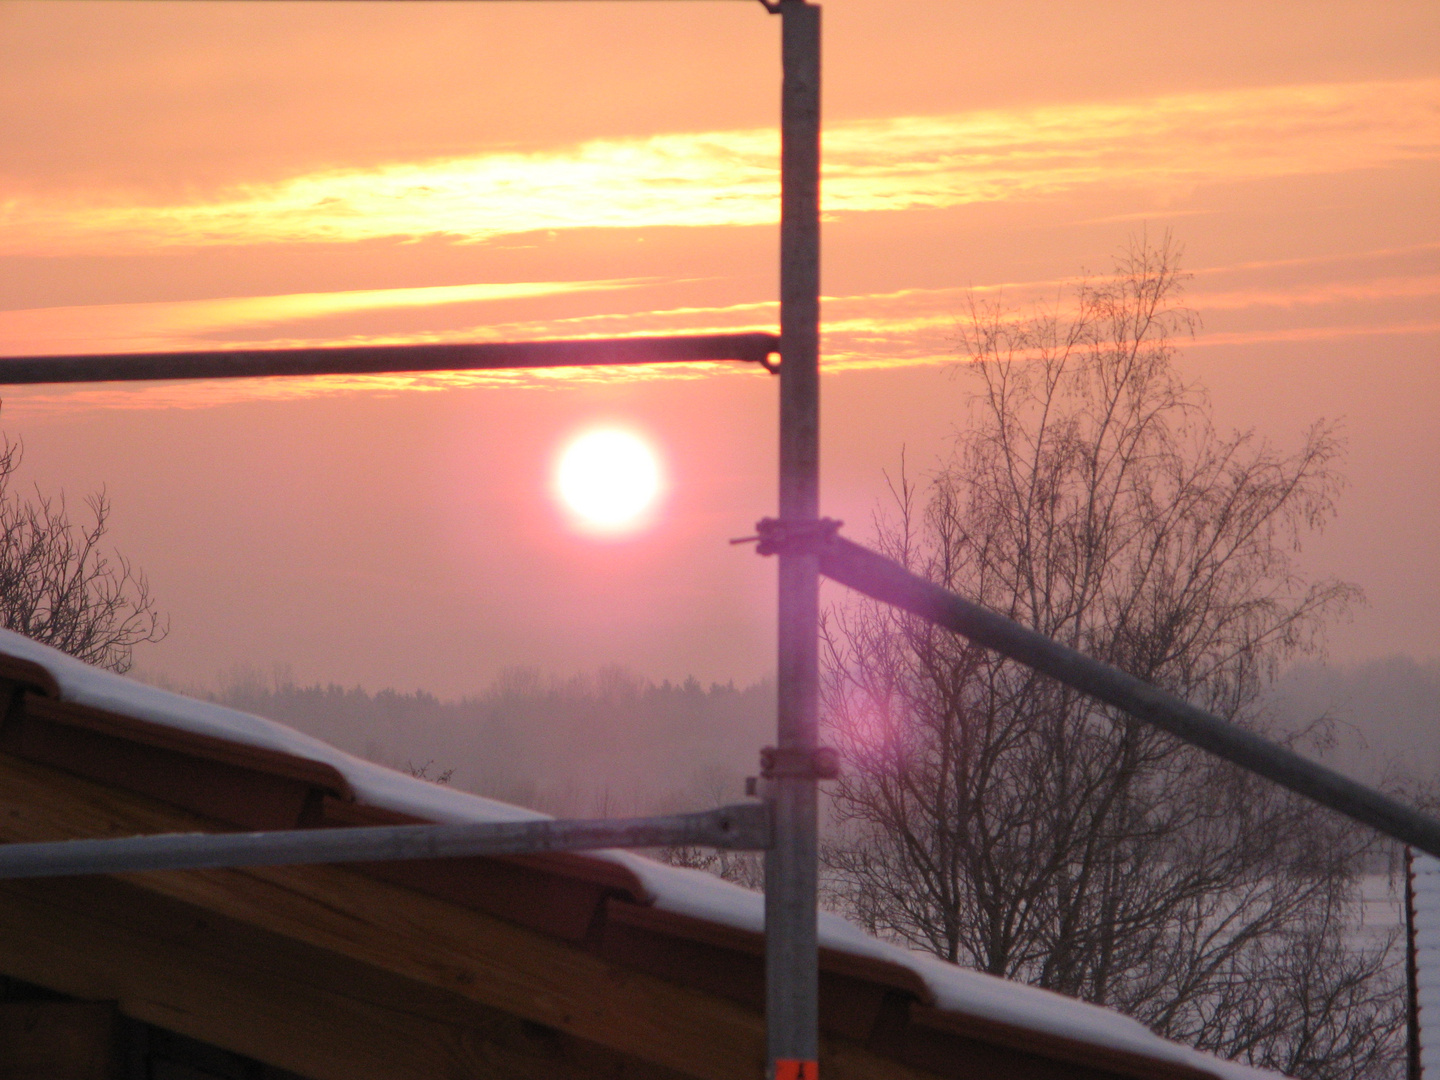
[554, 428, 663, 535]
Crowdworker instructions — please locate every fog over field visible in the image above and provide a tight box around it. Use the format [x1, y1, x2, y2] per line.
[1269, 655, 1440, 793]
[142, 663, 774, 817]
[139, 653, 1440, 820]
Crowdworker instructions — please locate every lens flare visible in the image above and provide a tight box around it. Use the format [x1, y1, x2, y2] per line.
[555, 428, 662, 535]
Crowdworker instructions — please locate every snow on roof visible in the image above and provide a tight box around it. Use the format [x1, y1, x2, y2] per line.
[0, 628, 1284, 1080]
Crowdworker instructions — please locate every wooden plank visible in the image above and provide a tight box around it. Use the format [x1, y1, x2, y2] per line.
[141, 863, 774, 1080]
[16, 693, 351, 797]
[0, 663, 59, 699]
[321, 796, 647, 940]
[598, 898, 909, 1040]
[0, 1001, 117, 1080]
[1, 694, 346, 830]
[0, 876, 690, 1080]
[0, 752, 938, 1080]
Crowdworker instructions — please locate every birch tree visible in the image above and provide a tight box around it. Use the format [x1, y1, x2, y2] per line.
[821, 237, 1402, 1080]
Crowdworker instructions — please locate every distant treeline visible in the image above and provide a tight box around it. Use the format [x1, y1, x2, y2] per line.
[203, 665, 775, 816]
[1269, 654, 1440, 790]
[137, 653, 1440, 818]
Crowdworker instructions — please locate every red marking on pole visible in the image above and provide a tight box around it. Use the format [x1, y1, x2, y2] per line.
[774, 1060, 818, 1080]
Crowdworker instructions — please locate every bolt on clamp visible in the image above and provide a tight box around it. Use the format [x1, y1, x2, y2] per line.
[730, 517, 843, 557]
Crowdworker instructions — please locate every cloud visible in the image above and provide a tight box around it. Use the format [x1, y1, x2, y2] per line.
[3, 79, 1436, 256]
[1188, 275, 1440, 312]
[1188, 320, 1440, 350]
[1, 242, 1433, 416]
[0, 278, 644, 357]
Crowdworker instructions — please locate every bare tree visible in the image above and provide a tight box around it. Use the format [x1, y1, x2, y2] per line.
[0, 435, 166, 672]
[820, 235, 1402, 1079]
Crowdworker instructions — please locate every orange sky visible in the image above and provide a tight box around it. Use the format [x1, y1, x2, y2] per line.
[0, 0, 1436, 694]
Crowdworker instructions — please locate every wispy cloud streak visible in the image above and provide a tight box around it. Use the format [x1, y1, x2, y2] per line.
[3, 80, 1436, 255]
[2, 244, 1433, 415]
[0, 278, 643, 357]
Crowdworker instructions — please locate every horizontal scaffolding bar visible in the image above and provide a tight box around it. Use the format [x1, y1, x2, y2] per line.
[0, 802, 770, 880]
[0, 332, 780, 386]
[816, 533, 1440, 859]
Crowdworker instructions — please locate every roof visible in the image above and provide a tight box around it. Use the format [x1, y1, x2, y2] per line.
[0, 628, 1284, 1080]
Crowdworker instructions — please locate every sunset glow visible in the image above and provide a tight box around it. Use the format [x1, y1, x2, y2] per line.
[0, 0, 1434, 692]
[554, 429, 663, 536]
[4, 79, 1435, 257]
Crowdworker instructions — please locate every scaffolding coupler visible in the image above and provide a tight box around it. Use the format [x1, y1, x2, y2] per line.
[731, 517, 843, 557]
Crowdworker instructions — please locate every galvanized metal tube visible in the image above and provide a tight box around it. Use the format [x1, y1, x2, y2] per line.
[0, 333, 780, 386]
[817, 534, 1440, 859]
[0, 803, 771, 880]
[769, 2, 822, 1075]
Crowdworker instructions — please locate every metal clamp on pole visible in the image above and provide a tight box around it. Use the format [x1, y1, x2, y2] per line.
[731, 517, 843, 557]
[816, 530, 1440, 861]
[747, 747, 842, 800]
[760, 746, 841, 781]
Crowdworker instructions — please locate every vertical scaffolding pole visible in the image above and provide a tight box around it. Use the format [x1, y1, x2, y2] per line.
[768, 2, 821, 1078]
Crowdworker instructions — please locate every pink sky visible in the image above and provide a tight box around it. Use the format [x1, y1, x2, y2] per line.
[0, 0, 1436, 695]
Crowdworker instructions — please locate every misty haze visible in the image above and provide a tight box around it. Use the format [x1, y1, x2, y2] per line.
[128, 654, 1440, 822]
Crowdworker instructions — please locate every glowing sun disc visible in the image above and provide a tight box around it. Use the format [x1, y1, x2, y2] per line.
[555, 428, 662, 533]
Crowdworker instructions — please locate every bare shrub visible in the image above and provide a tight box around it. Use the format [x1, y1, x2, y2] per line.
[0, 435, 166, 672]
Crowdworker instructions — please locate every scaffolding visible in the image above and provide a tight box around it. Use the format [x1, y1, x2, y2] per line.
[3, 4, 1440, 1079]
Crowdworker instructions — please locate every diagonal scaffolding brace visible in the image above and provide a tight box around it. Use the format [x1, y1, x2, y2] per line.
[744, 517, 1440, 861]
